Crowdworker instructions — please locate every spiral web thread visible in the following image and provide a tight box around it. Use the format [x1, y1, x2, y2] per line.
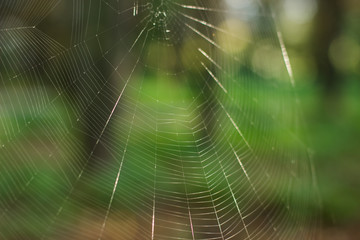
[0, 0, 319, 239]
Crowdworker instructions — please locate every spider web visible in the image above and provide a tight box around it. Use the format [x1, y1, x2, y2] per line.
[0, 0, 319, 239]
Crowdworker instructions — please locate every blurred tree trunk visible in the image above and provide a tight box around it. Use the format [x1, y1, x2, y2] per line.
[312, 0, 344, 101]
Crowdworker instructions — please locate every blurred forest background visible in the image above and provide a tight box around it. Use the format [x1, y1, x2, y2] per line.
[274, 0, 360, 238]
[0, 0, 359, 239]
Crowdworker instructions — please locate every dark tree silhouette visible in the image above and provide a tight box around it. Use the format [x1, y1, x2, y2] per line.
[312, 0, 344, 97]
